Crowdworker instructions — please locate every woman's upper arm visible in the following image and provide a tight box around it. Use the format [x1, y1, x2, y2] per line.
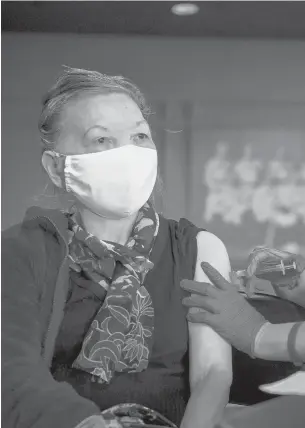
[2, 235, 101, 428]
[2, 237, 43, 359]
[188, 231, 233, 388]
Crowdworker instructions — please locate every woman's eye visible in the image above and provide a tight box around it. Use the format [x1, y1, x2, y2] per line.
[134, 133, 150, 143]
[96, 137, 107, 144]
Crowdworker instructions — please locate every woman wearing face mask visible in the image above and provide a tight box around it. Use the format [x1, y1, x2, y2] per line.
[2, 68, 233, 428]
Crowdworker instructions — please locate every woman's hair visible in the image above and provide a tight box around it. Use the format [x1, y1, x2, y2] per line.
[38, 66, 163, 212]
[39, 66, 151, 151]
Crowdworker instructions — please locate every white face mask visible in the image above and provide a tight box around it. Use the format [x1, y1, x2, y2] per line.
[51, 145, 158, 219]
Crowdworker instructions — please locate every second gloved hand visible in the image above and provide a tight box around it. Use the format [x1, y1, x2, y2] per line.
[181, 262, 267, 357]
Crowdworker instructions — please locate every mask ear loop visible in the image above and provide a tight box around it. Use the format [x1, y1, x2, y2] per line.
[47, 151, 79, 215]
[44, 150, 68, 192]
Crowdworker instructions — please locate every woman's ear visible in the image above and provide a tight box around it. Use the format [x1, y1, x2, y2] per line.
[41, 151, 64, 188]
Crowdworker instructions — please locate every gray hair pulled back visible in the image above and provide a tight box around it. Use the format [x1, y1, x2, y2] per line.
[38, 66, 150, 151]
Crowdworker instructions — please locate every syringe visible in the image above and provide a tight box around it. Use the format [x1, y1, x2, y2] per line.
[236, 259, 298, 285]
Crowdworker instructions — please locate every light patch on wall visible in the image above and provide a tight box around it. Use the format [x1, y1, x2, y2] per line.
[171, 3, 199, 16]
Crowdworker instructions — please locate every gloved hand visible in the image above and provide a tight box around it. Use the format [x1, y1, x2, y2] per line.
[244, 247, 305, 307]
[181, 262, 267, 357]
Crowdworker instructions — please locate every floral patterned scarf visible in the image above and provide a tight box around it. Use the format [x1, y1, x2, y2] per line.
[67, 203, 159, 384]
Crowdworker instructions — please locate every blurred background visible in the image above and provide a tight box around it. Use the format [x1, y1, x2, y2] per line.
[2, 0, 305, 273]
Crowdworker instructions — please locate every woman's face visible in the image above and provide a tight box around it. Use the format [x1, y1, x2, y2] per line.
[56, 92, 155, 155]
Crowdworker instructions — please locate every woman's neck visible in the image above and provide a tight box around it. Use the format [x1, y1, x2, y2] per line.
[78, 207, 138, 245]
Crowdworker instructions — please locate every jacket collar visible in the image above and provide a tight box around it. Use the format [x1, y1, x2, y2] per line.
[23, 206, 70, 246]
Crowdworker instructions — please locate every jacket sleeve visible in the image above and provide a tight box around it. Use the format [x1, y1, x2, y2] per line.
[1, 234, 102, 428]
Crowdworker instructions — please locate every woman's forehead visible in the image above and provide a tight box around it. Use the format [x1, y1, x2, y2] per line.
[61, 92, 145, 130]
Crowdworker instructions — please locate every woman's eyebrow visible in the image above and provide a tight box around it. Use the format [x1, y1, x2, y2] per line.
[84, 120, 148, 137]
[83, 125, 108, 137]
[135, 120, 148, 127]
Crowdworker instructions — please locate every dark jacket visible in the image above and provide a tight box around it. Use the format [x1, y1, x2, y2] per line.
[2, 207, 103, 428]
[2, 207, 198, 428]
